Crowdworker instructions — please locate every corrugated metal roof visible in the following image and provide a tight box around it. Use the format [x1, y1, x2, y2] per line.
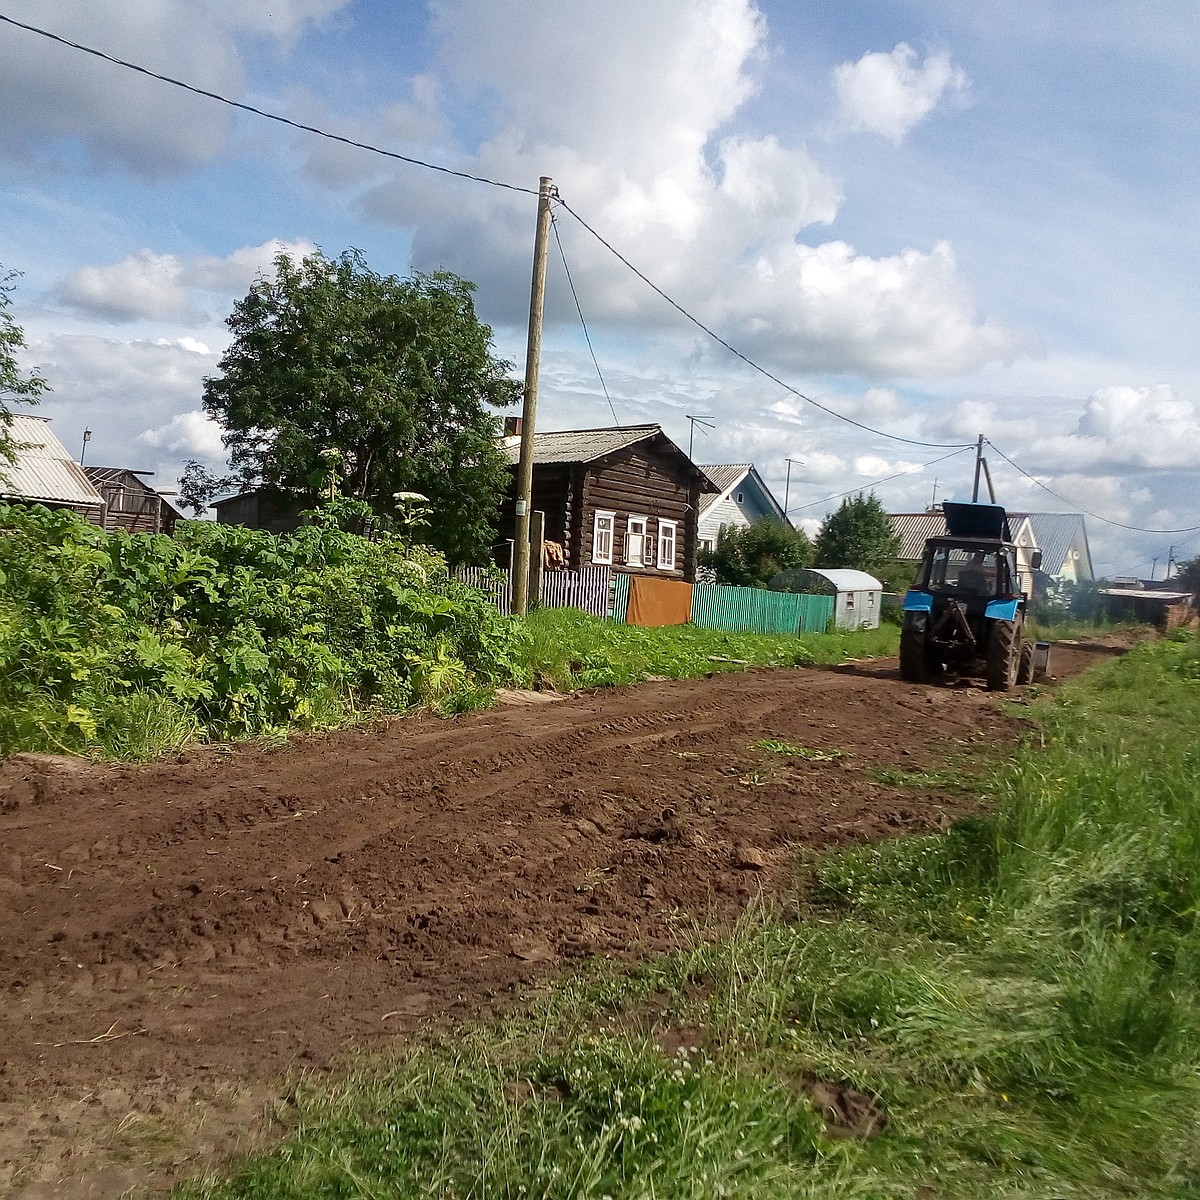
[890, 512, 947, 559]
[806, 568, 883, 591]
[1010, 512, 1091, 578]
[499, 424, 662, 466]
[1, 415, 104, 506]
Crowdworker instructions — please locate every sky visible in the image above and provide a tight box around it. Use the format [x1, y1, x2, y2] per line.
[1, 0, 1197, 578]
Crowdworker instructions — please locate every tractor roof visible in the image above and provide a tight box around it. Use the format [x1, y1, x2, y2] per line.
[942, 501, 1012, 540]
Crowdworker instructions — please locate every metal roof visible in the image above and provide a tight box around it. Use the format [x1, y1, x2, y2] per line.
[805, 567, 883, 592]
[1009, 512, 1091, 578]
[1, 414, 104, 507]
[697, 464, 751, 509]
[697, 463, 788, 520]
[890, 512, 947, 559]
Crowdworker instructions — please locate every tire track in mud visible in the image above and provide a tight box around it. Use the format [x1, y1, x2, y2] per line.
[0, 648, 1111, 1197]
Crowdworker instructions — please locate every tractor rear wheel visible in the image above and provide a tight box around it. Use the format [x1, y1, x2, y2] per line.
[1016, 639, 1035, 685]
[899, 623, 929, 682]
[986, 619, 1019, 691]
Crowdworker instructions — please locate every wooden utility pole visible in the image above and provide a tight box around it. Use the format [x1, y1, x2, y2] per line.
[971, 433, 985, 502]
[784, 457, 803, 517]
[512, 176, 555, 617]
[980, 456, 997, 504]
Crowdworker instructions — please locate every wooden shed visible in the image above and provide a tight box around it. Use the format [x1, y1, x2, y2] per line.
[496, 423, 717, 583]
[84, 467, 183, 535]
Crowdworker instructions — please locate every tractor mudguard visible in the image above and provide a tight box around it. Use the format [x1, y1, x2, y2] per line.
[984, 598, 1020, 621]
[903, 589, 933, 612]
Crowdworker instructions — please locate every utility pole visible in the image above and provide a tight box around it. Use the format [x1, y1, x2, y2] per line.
[784, 457, 803, 516]
[930, 476, 938, 509]
[1151, 558, 1159, 581]
[79, 427, 92, 467]
[980, 456, 997, 504]
[1168, 545, 1176, 579]
[512, 176, 555, 618]
[686, 414, 714, 461]
[971, 433, 984, 502]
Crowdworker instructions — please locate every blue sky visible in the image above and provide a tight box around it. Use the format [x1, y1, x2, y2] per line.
[1, 0, 1197, 576]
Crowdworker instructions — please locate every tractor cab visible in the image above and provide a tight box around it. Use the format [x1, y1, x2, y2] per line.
[914, 538, 1021, 603]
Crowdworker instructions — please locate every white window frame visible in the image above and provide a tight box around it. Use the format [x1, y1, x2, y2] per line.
[625, 515, 649, 566]
[592, 510, 615, 565]
[657, 519, 678, 570]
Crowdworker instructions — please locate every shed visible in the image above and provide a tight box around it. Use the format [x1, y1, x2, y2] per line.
[768, 567, 883, 630]
[85, 466, 184, 535]
[0, 414, 105, 522]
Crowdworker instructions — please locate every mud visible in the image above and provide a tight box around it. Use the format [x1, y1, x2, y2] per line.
[0, 648, 1105, 1195]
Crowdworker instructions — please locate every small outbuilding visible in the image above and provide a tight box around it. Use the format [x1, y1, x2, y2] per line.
[768, 567, 883, 630]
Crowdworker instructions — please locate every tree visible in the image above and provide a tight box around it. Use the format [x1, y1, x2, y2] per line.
[0, 267, 49, 475]
[201, 249, 520, 563]
[813, 493, 900, 577]
[1175, 555, 1200, 600]
[699, 518, 812, 588]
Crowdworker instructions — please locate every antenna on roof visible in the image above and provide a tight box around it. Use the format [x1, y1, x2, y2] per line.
[685, 414, 714, 460]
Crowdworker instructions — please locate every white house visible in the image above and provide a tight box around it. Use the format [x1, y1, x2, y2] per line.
[697, 463, 788, 554]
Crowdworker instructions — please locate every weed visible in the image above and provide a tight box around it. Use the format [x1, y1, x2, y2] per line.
[756, 738, 850, 761]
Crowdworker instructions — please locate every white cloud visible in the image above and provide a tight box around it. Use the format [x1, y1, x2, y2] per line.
[832, 43, 967, 142]
[139, 409, 226, 458]
[0, 1, 351, 177]
[57, 239, 316, 322]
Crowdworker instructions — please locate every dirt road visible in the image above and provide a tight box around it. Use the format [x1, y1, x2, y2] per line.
[0, 648, 1107, 1196]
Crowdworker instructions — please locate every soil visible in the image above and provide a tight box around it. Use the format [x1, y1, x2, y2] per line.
[0, 646, 1107, 1196]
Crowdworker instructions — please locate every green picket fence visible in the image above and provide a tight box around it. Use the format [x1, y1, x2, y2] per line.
[689, 582, 833, 635]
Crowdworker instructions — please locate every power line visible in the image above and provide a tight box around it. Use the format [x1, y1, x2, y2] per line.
[555, 197, 975, 452]
[0, 13, 536, 196]
[984, 440, 1200, 534]
[787, 445, 973, 516]
[550, 211, 623, 429]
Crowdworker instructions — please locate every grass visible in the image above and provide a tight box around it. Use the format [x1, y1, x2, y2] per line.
[178, 632, 1200, 1198]
[519, 608, 900, 691]
[179, 631, 1200, 1198]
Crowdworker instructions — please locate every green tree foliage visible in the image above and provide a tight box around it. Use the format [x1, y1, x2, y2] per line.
[814, 493, 900, 576]
[0, 267, 49, 474]
[0, 504, 529, 757]
[201, 249, 520, 563]
[699, 518, 812, 587]
[1176, 555, 1200, 599]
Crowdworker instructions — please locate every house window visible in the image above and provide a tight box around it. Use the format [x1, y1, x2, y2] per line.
[626, 516, 650, 566]
[592, 510, 614, 565]
[699, 537, 714, 554]
[657, 520, 677, 569]
[736, 491, 744, 504]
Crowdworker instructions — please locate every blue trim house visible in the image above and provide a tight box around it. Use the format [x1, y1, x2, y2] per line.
[697, 464, 788, 553]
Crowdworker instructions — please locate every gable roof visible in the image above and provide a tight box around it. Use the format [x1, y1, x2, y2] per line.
[1010, 512, 1092, 578]
[1, 414, 103, 507]
[499, 424, 717, 488]
[889, 512, 948, 559]
[697, 463, 787, 520]
[85, 466, 186, 520]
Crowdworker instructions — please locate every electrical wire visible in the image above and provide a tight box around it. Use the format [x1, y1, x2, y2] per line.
[550, 212, 623, 429]
[985, 439, 1200, 534]
[787, 445, 974, 516]
[0, 13, 536, 196]
[555, 198, 976, 451]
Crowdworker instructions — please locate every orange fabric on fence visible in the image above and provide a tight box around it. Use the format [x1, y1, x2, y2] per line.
[626, 574, 694, 627]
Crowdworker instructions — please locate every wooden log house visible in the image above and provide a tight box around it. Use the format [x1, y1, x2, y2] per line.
[496, 423, 717, 583]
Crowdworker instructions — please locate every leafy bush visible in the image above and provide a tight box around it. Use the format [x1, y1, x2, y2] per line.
[0, 504, 527, 756]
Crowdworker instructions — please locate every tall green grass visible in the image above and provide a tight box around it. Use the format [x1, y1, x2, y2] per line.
[182, 634, 1200, 1199]
[519, 607, 899, 691]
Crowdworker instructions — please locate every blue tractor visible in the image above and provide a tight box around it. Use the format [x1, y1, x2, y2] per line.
[900, 502, 1042, 691]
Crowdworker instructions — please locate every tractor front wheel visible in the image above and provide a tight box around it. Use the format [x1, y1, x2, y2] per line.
[986, 619, 1019, 691]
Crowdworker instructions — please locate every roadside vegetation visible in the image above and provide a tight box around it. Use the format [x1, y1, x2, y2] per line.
[181, 634, 1200, 1199]
[0, 504, 525, 758]
[521, 607, 898, 691]
[0, 505, 898, 760]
